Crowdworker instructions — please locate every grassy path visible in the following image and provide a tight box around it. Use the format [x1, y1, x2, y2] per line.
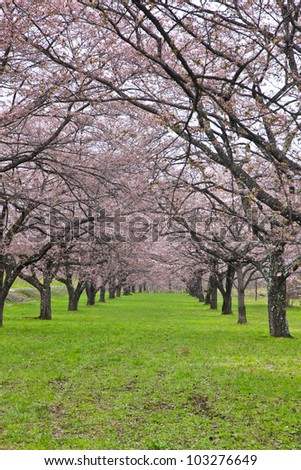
[1, 293, 301, 449]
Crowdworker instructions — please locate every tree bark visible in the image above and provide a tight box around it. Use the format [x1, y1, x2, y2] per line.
[210, 275, 218, 310]
[99, 285, 106, 303]
[236, 264, 247, 324]
[268, 278, 291, 337]
[67, 281, 85, 311]
[86, 280, 97, 306]
[68, 290, 78, 311]
[220, 265, 235, 315]
[116, 285, 121, 297]
[108, 276, 116, 299]
[20, 268, 53, 319]
[123, 285, 131, 295]
[0, 295, 5, 327]
[204, 282, 211, 305]
[56, 274, 85, 311]
[39, 283, 52, 320]
[198, 275, 205, 302]
[221, 293, 232, 315]
[268, 248, 291, 337]
[109, 285, 116, 299]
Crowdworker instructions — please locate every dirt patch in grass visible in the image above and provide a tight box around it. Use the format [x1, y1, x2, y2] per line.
[47, 404, 66, 417]
[190, 395, 210, 412]
[187, 394, 227, 421]
[145, 402, 175, 411]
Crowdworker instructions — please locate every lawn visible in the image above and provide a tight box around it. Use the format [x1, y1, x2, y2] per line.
[1, 292, 301, 450]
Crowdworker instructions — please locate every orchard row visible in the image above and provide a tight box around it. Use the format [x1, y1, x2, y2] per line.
[1, 1, 301, 336]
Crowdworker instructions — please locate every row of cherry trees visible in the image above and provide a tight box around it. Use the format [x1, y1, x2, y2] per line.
[1, 0, 301, 336]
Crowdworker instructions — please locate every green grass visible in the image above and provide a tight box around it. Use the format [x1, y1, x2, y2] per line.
[1, 292, 301, 450]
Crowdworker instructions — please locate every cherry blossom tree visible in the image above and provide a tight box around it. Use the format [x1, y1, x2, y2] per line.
[3, 0, 301, 338]
[70, 0, 301, 336]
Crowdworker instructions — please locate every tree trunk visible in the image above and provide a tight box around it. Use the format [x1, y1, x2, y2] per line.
[66, 281, 77, 311]
[267, 247, 291, 338]
[221, 264, 235, 315]
[221, 293, 232, 315]
[67, 282, 85, 311]
[236, 264, 247, 324]
[109, 285, 116, 299]
[131, 284, 136, 293]
[99, 286, 106, 303]
[58, 276, 85, 311]
[39, 283, 52, 320]
[198, 275, 205, 302]
[204, 285, 211, 305]
[268, 277, 291, 337]
[108, 276, 116, 299]
[123, 286, 130, 295]
[86, 281, 97, 306]
[0, 295, 4, 327]
[68, 291, 79, 311]
[116, 285, 121, 297]
[139, 284, 143, 293]
[19, 269, 52, 319]
[210, 275, 218, 310]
